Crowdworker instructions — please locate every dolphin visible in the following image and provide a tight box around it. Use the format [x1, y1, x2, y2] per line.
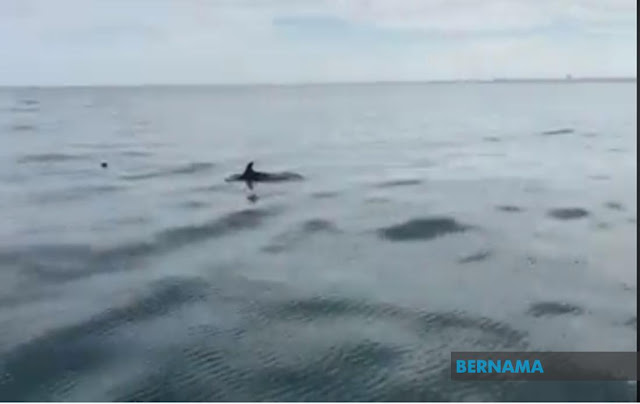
[226, 161, 303, 190]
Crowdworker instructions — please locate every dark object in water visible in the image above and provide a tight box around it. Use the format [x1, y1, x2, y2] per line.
[527, 301, 584, 317]
[458, 250, 492, 264]
[541, 128, 575, 136]
[101, 162, 108, 169]
[377, 217, 473, 242]
[496, 205, 524, 213]
[547, 207, 590, 220]
[604, 201, 625, 211]
[226, 161, 303, 190]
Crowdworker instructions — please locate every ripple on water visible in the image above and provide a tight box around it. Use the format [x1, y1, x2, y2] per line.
[117, 345, 240, 402]
[263, 219, 340, 254]
[547, 208, 590, 220]
[374, 179, 422, 189]
[179, 200, 210, 210]
[73, 142, 163, 150]
[624, 317, 636, 329]
[377, 217, 474, 242]
[9, 124, 37, 132]
[29, 185, 126, 204]
[18, 153, 90, 164]
[10, 100, 39, 112]
[364, 196, 390, 204]
[2, 208, 281, 283]
[120, 150, 153, 158]
[540, 128, 575, 136]
[310, 191, 340, 199]
[9, 106, 40, 113]
[604, 201, 625, 211]
[246, 341, 403, 401]
[527, 302, 585, 317]
[262, 297, 527, 347]
[301, 219, 340, 233]
[595, 222, 613, 230]
[248, 297, 528, 401]
[191, 184, 229, 194]
[156, 208, 280, 249]
[0, 277, 209, 401]
[109, 216, 150, 226]
[496, 205, 525, 213]
[120, 162, 215, 181]
[458, 250, 492, 264]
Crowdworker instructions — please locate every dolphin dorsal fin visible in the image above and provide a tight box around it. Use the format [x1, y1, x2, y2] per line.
[243, 161, 254, 176]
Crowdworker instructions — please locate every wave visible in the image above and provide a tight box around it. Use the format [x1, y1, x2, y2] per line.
[1, 207, 281, 284]
[28, 185, 126, 204]
[526, 301, 585, 317]
[374, 179, 423, 188]
[547, 207, 590, 220]
[262, 218, 340, 254]
[18, 153, 90, 164]
[9, 124, 37, 132]
[377, 216, 474, 242]
[0, 277, 209, 401]
[120, 162, 215, 181]
[541, 128, 575, 136]
[112, 295, 529, 401]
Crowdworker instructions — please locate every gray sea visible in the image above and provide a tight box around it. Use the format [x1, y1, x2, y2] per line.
[0, 82, 636, 401]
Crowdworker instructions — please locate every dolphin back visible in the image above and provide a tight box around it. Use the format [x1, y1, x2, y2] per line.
[225, 161, 304, 184]
[263, 171, 304, 181]
[225, 173, 243, 182]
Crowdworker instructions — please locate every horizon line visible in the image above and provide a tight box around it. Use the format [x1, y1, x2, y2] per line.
[0, 76, 636, 89]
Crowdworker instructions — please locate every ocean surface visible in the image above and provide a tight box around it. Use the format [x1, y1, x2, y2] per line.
[0, 82, 636, 401]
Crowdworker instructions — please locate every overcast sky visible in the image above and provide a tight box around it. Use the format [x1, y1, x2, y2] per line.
[0, 0, 636, 85]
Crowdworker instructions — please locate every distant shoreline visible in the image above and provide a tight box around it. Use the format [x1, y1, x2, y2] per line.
[0, 77, 636, 89]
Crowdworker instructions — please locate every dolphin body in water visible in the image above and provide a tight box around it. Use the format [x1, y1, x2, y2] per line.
[226, 162, 303, 190]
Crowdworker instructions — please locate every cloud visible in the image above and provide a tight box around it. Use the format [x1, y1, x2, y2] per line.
[334, 0, 636, 32]
[0, 0, 635, 85]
